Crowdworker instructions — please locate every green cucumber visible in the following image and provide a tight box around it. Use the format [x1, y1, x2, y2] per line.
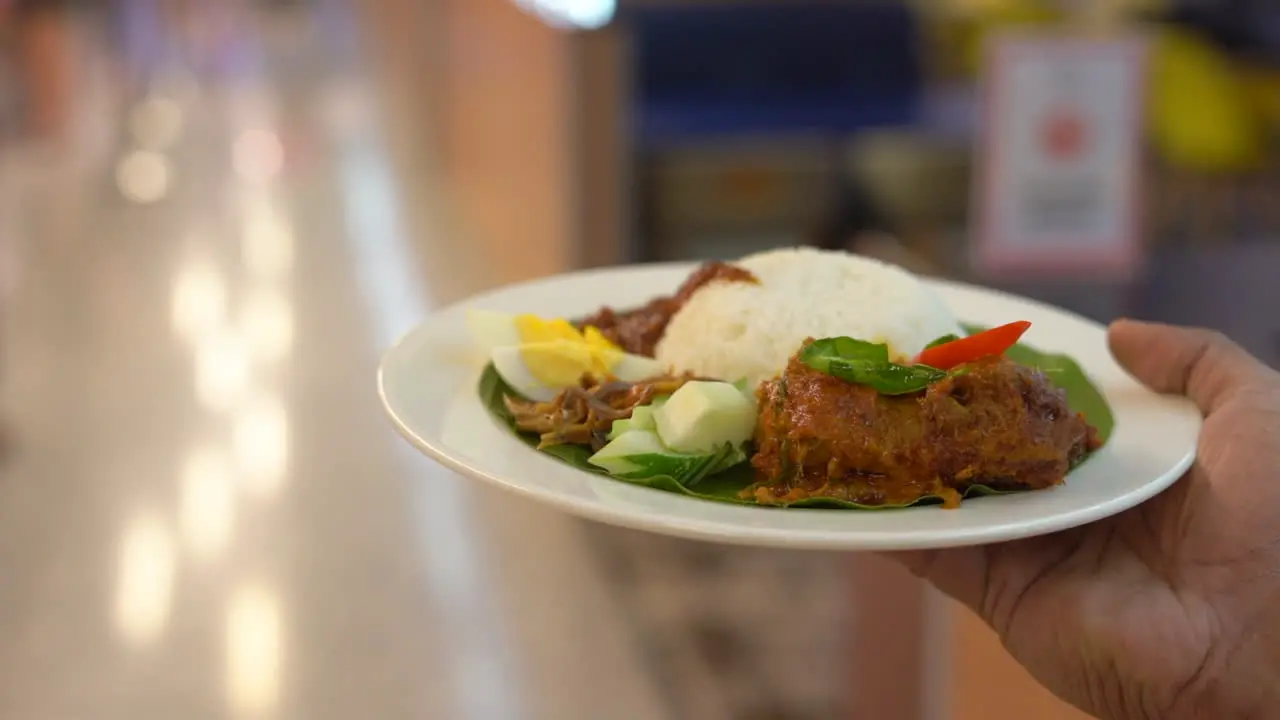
[589, 430, 666, 476]
[608, 418, 634, 440]
[588, 430, 747, 486]
[607, 404, 658, 440]
[654, 381, 756, 455]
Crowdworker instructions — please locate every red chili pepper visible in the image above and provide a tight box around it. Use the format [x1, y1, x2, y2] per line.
[913, 321, 1032, 370]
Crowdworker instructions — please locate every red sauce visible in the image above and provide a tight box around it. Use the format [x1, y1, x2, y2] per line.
[751, 351, 1100, 508]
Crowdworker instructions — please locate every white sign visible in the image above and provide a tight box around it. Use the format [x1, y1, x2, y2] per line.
[973, 35, 1149, 278]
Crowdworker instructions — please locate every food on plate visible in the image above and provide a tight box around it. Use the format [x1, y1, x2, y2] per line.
[578, 261, 758, 356]
[469, 309, 665, 401]
[503, 373, 692, 450]
[588, 381, 753, 486]
[652, 380, 757, 454]
[588, 428, 745, 486]
[655, 247, 963, 388]
[468, 310, 592, 351]
[476, 247, 1113, 509]
[912, 321, 1032, 370]
[752, 341, 1101, 508]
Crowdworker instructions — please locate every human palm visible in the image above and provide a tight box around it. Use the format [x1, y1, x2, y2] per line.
[897, 321, 1280, 720]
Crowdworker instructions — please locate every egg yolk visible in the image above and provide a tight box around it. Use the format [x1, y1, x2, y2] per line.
[581, 325, 618, 352]
[514, 315, 582, 344]
[519, 340, 600, 388]
[510, 317, 626, 387]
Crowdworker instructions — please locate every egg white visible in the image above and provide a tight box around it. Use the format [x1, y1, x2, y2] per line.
[609, 354, 666, 382]
[466, 309, 521, 353]
[491, 345, 561, 401]
[491, 344, 670, 402]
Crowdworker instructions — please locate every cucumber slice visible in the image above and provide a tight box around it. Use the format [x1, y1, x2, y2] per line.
[607, 404, 658, 440]
[588, 430, 667, 476]
[608, 418, 634, 440]
[654, 381, 757, 455]
[588, 430, 747, 485]
[631, 405, 657, 431]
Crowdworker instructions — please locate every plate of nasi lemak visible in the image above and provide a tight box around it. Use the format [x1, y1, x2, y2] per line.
[378, 248, 1201, 550]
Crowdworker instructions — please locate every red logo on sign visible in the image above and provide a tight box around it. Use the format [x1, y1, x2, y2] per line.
[1041, 108, 1088, 161]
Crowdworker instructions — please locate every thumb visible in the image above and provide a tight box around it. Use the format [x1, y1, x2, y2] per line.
[1108, 319, 1268, 413]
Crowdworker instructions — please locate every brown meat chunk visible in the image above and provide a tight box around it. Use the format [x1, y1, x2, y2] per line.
[750, 352, 1100, 508]
[578, 261, 756, 357]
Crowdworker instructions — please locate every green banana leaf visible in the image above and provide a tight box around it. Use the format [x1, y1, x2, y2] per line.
[978, 329, 1115, 444]
[478, 330, 1114, 509]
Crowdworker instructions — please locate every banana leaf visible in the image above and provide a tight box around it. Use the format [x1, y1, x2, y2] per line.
[477, 331, 1114, 509]
[977, 329, 1115, 445]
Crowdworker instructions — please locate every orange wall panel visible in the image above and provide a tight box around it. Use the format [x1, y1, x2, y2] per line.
[436, 0, 576, 285]
[950, 605, 1093, 720]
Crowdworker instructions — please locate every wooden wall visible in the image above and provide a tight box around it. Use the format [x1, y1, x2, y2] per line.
[432, 0, 578, 285]
[359, 0, 580, 292]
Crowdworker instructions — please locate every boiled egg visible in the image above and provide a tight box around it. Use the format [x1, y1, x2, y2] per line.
[469, 309, 666, 399]
[492, 341, 666, 401]
[468, 310, 591, 352]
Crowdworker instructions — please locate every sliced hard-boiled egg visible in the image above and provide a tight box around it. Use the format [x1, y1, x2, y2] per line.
[470, 309, 665, 399]
[602, 350, 666, 383]
[467, 309, 521, 350]
[467, 310, 609, 352]
[514, 314, 583, 343]
[492, 341, 667, 401]
[492, 341, 595, 400]
[581, 325, 618, 352]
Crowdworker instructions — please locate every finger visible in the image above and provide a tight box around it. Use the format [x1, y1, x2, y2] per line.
[1108, 319, 1268, 413]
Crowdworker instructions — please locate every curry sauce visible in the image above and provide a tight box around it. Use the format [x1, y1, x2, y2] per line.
[751, 352, 1100, 508]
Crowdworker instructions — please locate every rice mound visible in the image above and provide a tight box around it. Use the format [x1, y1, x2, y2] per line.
[655, 247, 963, 387]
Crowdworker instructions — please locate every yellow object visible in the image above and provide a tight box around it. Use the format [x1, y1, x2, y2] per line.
[518, 340, 602, 388]
[958, 2, 1064, 75]
[469, 309, 622, 354]
[471, 309, 663, 400]
[492, 339, 665, 401]
[582, 325, 620, 353]
[513, 314, 584, 344]
[511, 315, 625, 383]
[1148, 29, 1267, 172]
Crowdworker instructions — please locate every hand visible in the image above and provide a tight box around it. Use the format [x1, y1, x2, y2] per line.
[892, 320, 1280, 719]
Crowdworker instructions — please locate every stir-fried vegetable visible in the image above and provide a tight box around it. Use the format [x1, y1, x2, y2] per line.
[914, 321, 1032, 370]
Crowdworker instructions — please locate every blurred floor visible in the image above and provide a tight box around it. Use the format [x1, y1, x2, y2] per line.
[0, 2, 668, 718]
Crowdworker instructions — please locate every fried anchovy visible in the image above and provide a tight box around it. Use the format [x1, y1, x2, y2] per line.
[504, 373, 697, 449]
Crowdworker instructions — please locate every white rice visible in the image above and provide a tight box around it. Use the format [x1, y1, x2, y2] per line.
[655, 247, 963, 387]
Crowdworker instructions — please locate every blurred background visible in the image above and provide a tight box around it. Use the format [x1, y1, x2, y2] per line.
[0, 0, 1277, 718]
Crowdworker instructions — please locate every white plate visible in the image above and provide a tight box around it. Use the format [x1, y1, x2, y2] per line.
[379, 263, 1202, 550]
